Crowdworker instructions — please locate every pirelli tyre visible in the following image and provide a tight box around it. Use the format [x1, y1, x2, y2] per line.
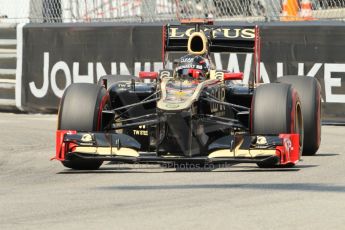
[251, 83, 303, 168]
[97, 75, 137, 89]
[58, 83, 110, 170]
[276, 76, 321, 155]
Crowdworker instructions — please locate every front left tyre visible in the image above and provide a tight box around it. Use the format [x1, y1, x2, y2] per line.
[58, 83, 110, 170]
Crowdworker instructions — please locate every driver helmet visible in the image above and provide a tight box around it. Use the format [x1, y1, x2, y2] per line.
[175, 54, 209, 80]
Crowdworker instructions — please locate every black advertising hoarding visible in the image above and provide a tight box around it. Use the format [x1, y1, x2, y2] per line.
[18, 23, 162, 112]
[18, 22, 345, 122]
[260, 22, 345, 123]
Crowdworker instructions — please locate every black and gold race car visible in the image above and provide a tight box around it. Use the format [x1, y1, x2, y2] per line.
[54, 21, 321, 170]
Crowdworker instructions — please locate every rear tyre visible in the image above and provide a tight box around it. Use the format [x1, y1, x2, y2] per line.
[58, 83, 110, 170]
[276, 76, 321, 155]
[251, 83, 303, 168]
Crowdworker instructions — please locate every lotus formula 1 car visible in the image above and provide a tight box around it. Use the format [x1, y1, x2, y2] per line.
[54, 21, 321, 170]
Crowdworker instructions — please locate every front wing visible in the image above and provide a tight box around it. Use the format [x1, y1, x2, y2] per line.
[54, 130, 300, 167]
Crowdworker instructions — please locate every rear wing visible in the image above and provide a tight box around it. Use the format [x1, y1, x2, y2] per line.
[164, 24, 257, 53]
[162, 23, 261, 84]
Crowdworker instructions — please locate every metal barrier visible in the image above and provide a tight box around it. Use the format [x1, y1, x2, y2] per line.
[1, 0, 345, 23]
[0, 23, 16, 111]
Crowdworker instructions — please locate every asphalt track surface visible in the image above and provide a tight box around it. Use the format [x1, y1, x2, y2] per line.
[0, 112, 344, 230]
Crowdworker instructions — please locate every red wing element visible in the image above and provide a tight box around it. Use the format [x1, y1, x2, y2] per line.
[139, 71, 159, 80]
[276, 134, 300, 166]
[55, 130, 77, 161]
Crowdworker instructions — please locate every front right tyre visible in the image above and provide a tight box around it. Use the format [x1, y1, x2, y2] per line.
[277, 76, 321, 155]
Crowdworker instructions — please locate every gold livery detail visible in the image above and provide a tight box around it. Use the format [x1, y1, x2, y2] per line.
[81, 133, 93, 142]
[169, 27, 255, 39]
[133, 125, 148, 136]
[74, 146, 139, 157]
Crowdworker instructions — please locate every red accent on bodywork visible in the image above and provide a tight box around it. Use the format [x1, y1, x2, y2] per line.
[276, 134, 300, 166]
[290, 88, 298, 133]
[250, 97, 254, 133]
[254, 26, 261, 83]
[55, 130, 77, 161]
[223, 72, 244, 81]
[162, 25, 166, 64]
[139, 71, 159, 80]
[97, 92, 110, 131]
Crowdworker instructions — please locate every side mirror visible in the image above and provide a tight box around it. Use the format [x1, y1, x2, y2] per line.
[223, 72, 244, 81]
[139, 71, 158, 80]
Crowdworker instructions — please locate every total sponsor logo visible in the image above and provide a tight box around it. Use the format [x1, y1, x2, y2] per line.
[29, 52, 345, 103]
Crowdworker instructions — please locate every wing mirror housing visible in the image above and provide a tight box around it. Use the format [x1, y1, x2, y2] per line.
[139, 71, 158, 80]
[223, 72, 244, 81]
